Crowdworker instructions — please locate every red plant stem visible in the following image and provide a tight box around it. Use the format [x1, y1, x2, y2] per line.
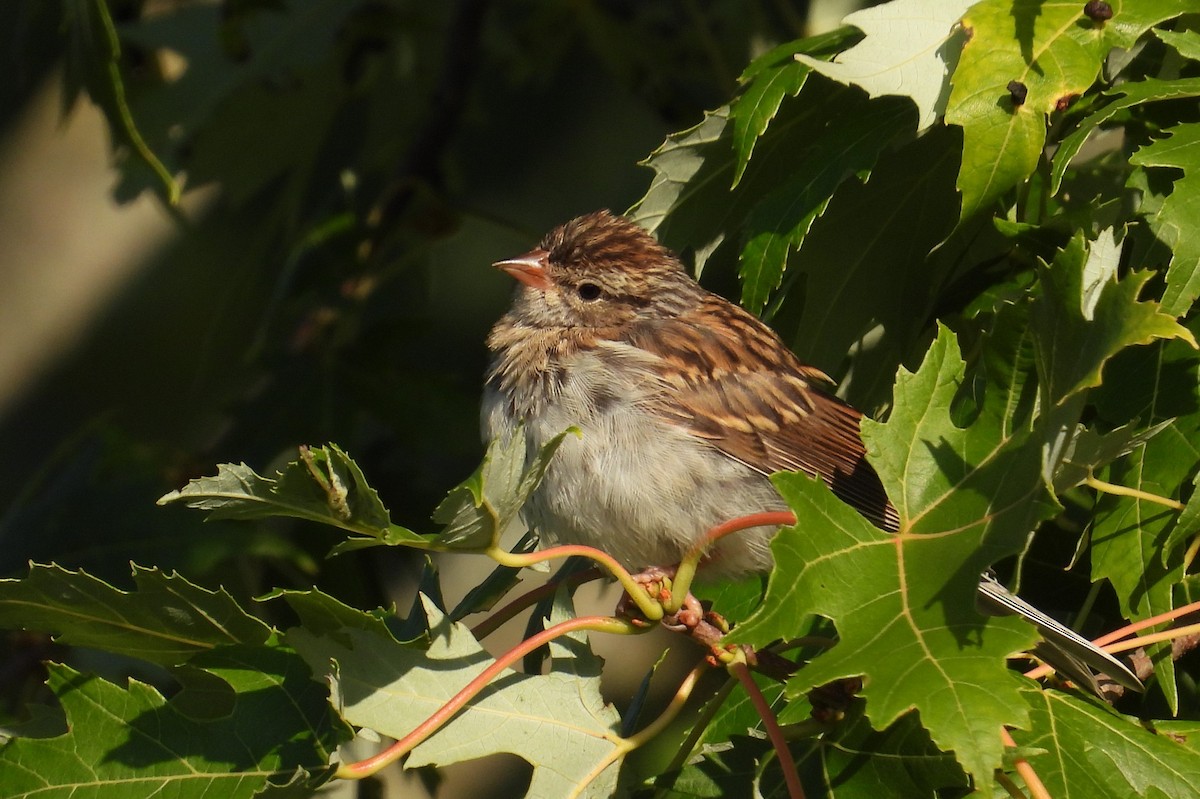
[1091, 598, 1200, 647]
[336, 614, 638, 780]
[730, 661, 805, 799]
[671, 511, 797, 611]
[469, 567, 602, 640]
[700, 511, 798, 551]
[1102, 621, 1200, 654]
[1027, 598, 1200, 681]
[1000, 727, 1050, 799]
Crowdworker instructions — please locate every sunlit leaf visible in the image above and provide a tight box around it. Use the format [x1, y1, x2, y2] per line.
[1014, 685, 1200, 797]
[946, 0, 1108, 219]
[1051, 77, 1200, 195]
[734, 327, 1046, 781]
[1030, 233, 1195, 405]
[427, 426, 575, 551]
[796, 0, 973, 131]
[159, 444, 428, 550]
[286, 592, 623, 797]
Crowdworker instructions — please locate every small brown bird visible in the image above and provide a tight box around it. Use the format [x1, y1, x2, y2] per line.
[483, 209, 1140, 690]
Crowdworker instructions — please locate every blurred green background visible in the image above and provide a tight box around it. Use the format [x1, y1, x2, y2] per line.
[0, 0, 837, 585]
[0, 4, 859, 792]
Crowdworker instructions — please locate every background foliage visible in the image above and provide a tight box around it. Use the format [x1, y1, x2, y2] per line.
[1, 0, 1199, 797]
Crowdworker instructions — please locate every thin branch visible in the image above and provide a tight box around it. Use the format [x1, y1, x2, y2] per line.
[1093, 598, 1200, 646]
[1184, 533, 1200, 573]
[731, 660, 804, 799]
[1103, 621, 1200, 654]
[995, 769, 1030, 799]
[1000, 727, 1050, 799]
[569, 661, 710, 799]
[90, 0, 180, 206]
[335, 614, 641, 780]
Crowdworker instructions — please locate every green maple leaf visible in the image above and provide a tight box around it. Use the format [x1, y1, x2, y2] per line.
[0, 648, 345, 798]
[0, 564, 271, 666]
[738, 94, 916, 314]
[1091, 335, 1200, 714]
[159, 443, 426, 548]
[628, 106, 735, 277]
[947, 0, 1105, 219]
[1014, 685, 1200, 797]
[1130, 123, 1200, 317]
[946, 0, 1185, 220]
[285, 591, 624, 797]
[1051, 77, 1200, 195]
[1031, 231, 1195, 404]
[426, 425, 575, 550]
[730, 38, 817, 187]
[733, 326, 1048, 781]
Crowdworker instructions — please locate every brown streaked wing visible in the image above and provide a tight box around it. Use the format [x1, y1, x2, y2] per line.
[624, 295, 900, 532]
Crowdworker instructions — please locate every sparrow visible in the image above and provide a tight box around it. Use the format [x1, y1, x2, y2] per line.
[483, 209, 1140, 691]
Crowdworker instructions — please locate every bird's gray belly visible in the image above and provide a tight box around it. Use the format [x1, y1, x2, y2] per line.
[482, 375, 785, 577]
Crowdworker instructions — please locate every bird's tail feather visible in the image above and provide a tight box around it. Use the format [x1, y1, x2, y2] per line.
[976, 574, 1143, 692]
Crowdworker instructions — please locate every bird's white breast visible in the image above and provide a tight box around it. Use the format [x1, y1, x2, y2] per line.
[482, 340, 784, 576]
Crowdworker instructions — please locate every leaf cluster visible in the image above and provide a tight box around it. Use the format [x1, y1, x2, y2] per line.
[4, 1, 1200, 798]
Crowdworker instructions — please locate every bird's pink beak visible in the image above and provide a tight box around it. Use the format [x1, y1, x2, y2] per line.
[494, 248, 551, 290]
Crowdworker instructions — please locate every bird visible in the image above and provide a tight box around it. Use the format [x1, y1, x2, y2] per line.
[482, 209, 1141, 692]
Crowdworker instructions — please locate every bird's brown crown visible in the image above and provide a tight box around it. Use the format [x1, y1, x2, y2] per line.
[541, 210, 683, 286]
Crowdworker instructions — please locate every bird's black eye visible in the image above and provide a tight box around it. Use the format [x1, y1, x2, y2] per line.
[577, 282, 602, 301]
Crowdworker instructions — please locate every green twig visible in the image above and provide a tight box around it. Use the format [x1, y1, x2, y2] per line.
[994, 769, 1029, 799]
[1103, 621, 1200, 654]
[1024, 598, 1200, 681]
[1093, 598, 1200, 647]
[569, 662, 711, 799]
[1184, 534, 1200, 574]
[91, 0, 180, 206]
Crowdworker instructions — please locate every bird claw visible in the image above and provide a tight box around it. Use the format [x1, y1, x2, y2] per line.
[662, 592, 704, 632]
[615, 565, 678, 623]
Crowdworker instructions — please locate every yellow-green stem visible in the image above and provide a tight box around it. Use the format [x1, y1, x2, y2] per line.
[486, 544, 663, 621]
[91, 0, 180, 205]
[1085, 475, 1184, 510]
[1094, 598, 1200, 646]
[1184, 534, 1200, 574]
[567, 662, 709, 799]
[670, 510, 797, 612]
